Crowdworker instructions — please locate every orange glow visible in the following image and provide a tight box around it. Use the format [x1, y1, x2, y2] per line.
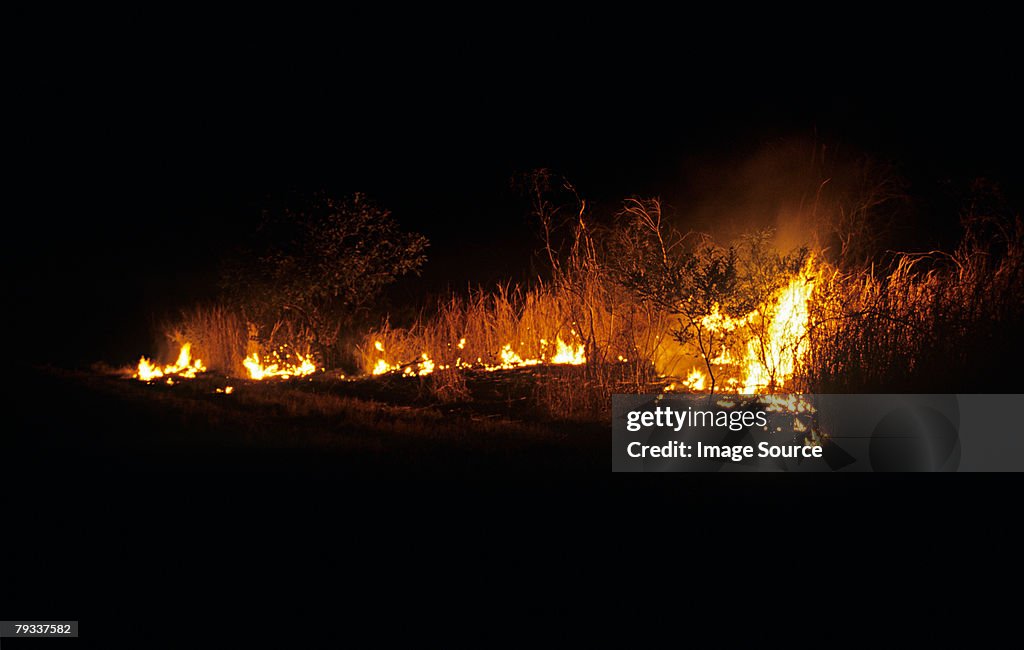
[243, 348, 318, 380]
[367, 334, 587, 377]
[134, 343, 206, 381]
[740, 260, 815, 394]
[667, 257, 816, 394]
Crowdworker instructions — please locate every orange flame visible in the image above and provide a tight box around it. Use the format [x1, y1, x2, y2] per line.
[668, 257, 816, 394]
[243, 349, 318, 380]
[369, 334, 587, 377]
[134, 343, 206, 381]
[740, 260, 815, 394]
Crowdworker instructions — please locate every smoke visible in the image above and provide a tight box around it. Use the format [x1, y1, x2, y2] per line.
[665, 137, 909, 261]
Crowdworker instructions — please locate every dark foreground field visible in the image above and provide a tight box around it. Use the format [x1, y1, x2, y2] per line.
[5, 365, 619, 625]
[11, 366, 607, 478]
[5, 365, 1021, 634]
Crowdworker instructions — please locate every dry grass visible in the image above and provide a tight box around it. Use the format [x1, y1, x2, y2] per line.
[361, 211, 1023, 411]
[359, 230, 672, 419]
[802, 215, 1024, 392]
[155, 192, 1022, 410]
[162, 304, 250, 376]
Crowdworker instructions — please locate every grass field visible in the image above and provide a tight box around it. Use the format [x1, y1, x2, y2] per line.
[14, 365, 606, 478]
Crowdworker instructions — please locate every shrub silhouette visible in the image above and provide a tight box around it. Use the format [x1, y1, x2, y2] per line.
[222, 192, 428, 368]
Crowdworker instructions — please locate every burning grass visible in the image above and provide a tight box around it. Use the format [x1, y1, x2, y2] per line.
[358, 286, 591, 376]
[134, 342, 206, 382]
[163, 305, 247, 376]
[129, 195, 1023, 417]
[354, 210, 1023, 409]
[140, 305, 323, 382]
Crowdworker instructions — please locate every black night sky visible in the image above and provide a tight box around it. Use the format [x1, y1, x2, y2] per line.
[19, 49, 1021, 367]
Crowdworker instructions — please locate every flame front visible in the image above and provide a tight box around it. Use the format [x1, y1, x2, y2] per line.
[740, 262, 815, 394]
[683, 368, 706, 391]
[680, 257, 816, 394]
[134, 343, 206, 381]
[369, 335, 586, 377]
[653, 257, 817, 394]
[243, 349, 317, 380]
[487, 336, 584, 370]
[133, 259, 811, 391]
[550, 337, 586, 365]
[133, 342, 317, 382]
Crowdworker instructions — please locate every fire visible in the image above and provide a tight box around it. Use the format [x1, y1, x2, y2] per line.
[134, 343, 206, 381]
[499, 344, 540, 369]
[550, 337, 586, 365]
[371, 342, 403, 375]
[480, 337, 585, 371]
[669, 257, 816, 394]
[362, 257, 814, 393]
[391, 353, 432, 376]
[740, 261, 815, 394]
[243, 349, 318, 380]
[131, 341, 317, 382]
[700, 305, 749, 332]
[683, 368, 706, 391]
[372, 358, 395, 375]
[368, 334, 587, 376]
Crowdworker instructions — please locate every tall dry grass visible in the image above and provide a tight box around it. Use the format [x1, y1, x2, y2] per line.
[802, 215, 1024, 392]
[362, 207, 1023, 414]
[157, 184, 1021, 410]
[358, 278, 672, 418]
[359, 205, 682, 418]
[163, 304, 250, 376]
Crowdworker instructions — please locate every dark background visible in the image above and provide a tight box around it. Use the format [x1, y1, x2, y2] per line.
[6, 17, 1023, 640]
[12, 24, 1022, 368]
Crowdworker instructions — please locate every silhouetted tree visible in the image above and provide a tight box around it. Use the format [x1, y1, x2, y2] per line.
[222, 192, 429, 367]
